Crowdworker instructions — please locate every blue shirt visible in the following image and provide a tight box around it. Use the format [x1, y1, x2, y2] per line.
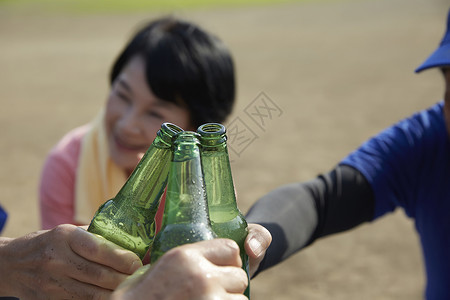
[341, 101, 450, 299]
[0, 205, 7, 233]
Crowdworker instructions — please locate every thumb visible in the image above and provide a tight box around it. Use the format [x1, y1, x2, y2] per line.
[245, 223, 272, 276]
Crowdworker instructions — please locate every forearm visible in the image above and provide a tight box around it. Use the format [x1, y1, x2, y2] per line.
[245, 181, 318, 273]
[246, 165, 375, 274]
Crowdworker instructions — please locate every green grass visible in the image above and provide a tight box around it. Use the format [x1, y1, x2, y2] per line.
[0, 0, 312, 14]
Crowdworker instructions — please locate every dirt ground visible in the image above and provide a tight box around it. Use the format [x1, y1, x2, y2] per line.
[0, 0, 448, 298]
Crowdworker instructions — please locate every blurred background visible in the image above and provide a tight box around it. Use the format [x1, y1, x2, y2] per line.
[0, 0, 448, 298]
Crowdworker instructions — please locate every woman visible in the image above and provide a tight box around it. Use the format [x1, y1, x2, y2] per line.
[39, 16, 236, 230]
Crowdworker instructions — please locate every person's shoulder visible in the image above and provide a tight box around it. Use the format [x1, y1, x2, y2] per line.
[343, 102, 445, 164]
[397, 101, 445, 136]
[410, 101, 444, 120]
[46, 124, 90, 167]
[421, 101, 445, 124]
[54, 125, 89, 152]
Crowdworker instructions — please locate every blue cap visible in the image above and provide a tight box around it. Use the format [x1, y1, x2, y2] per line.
[415, 9, 450, 73]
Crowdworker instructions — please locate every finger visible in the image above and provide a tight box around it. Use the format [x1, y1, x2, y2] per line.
[190, 239, 242, 267]
[211, 265, 248, 294]
[245, 224, 271, 277]
[68, 227, 142, 275]
[31, 275, 112, 300]
[116, 265, 151, 291]
[245, 224, 272, 259]
[198, 294, 248, 300]
[222, 295, 249, 300]
[37, 239, 129, 291]
[57, 279, 112, 300]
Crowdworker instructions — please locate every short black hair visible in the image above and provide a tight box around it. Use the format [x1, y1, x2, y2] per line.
[110, 16, 236, 128]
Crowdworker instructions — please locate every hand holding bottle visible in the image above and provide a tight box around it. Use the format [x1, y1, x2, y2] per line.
[112, 239, 248, 300]
[0, 224, 142, 299]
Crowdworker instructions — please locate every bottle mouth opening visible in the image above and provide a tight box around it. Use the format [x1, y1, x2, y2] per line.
[162, 122, 184, 136]
[197, 123, 226, 137]
[172, 131, 201, 145]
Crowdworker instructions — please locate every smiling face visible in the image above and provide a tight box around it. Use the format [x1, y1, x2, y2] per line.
[105, 55, 193, 174]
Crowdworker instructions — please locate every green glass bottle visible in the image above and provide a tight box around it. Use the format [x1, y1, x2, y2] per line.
[150, 131, 217, 263]
[197, 123, 250, 298]
[88, 123, 183, 260]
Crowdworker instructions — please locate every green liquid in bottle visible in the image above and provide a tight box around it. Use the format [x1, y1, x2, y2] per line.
[89, 199, 157, 259]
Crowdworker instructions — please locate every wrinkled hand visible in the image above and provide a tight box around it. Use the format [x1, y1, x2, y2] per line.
[0, 224, 142, 299]
[111, 239, 248, 300]
[245, 223, 272, 277]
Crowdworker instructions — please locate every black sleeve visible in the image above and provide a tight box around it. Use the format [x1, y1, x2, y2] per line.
[245, 164, 375, 275]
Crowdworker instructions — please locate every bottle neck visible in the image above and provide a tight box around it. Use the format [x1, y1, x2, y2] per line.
[201, 142, 237, 208]
[161, 133, 212, 226]
[114, 123, 182, 210]
[115, 146, 172, 210]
